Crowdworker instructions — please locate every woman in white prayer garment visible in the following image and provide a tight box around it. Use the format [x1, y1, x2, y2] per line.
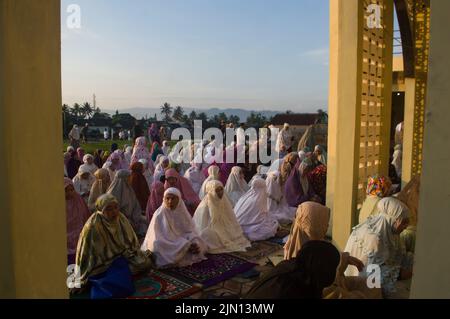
[234, 178, 280, 242]
[184, 162, 206, 195]
[266, 171, 297, 223]
[72, 165, 96, 203]
[224, 166, 249, 207]
[193, 180, 251, 254]
[141, 188, 207, 269]
[199, 165, 220, 200]
[79, 154, 99, 175]
[153, 156, 170, 183]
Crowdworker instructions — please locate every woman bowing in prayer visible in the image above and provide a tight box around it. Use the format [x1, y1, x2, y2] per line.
[88, 168, 112, 212]
[184, 162, 206, 195]
[131, 136, 152, 165]
[199, 165, 220, 200]
[164, 168, 201, 216]
[224, 166, 249, 207]
[79, 154, 98, 175]
[107, 170, 148, 237]
[358, 175, 392, 224]
[234, 178, 279, 242]
[193, 180, 251, 254]
[72, 166, 96, 203]
[65, 178, 91, 265]
[344, 197, 413, 298]
[129, 162, 150, 212]
[74, 194, 153, 291]
[141, 188, 207, 269]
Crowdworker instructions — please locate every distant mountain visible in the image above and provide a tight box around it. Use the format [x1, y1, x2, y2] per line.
[103, 107, 281, 122]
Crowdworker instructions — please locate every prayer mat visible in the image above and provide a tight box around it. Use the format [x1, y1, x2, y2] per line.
[163, 254, 257, 288]
[231, 241, 283, 264]
[128, 269, 201, 299]
[71, 270, 200, 300]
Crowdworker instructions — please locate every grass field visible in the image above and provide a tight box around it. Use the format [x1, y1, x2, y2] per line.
[63, 140, 132, 154]
[63, 139, 179, 154]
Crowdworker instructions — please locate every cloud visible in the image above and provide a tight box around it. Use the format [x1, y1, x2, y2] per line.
[301, 48, 329, 66]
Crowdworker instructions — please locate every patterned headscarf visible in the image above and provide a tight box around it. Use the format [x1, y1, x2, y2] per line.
[366, 175, 392, 197]
[95, 193, 119, 212]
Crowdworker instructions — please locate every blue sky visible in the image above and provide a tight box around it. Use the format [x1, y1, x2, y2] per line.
[61, 0, 330, 112]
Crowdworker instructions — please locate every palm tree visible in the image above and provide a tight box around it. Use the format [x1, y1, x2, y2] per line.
[71, 103, 82, 119]
[62, 104, 69, 114]
[160, 102, 173, 122]
[82, 102, 94, 119]
[229, 115, 240, 125]
[173, 106, 184, 121]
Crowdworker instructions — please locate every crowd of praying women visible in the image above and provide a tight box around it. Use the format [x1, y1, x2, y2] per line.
[64, 122, 419, 299]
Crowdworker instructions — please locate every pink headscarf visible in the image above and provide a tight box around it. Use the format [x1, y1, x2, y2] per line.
[76, 147, 85, 162]
[64, 177, 91, 255]
[145, 181, 165, 222]
[109, 151, 128, 170]
[131, 136, 152, 165]
[164, 168, 200, 216]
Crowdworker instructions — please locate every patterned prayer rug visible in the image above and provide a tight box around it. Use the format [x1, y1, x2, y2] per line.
[163, 254, 257, 288]
[71, 270, 200, 300]
[128, 269, 201, 299]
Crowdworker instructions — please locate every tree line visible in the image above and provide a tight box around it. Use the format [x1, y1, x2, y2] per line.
[63, 101, 272, 132]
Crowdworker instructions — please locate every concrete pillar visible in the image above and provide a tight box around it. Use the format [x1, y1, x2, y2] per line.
[327, 0, 393, 249]
[326, 0, 362, 249]
[410, 0, 450, 299]
[0, 0, 68, 298]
